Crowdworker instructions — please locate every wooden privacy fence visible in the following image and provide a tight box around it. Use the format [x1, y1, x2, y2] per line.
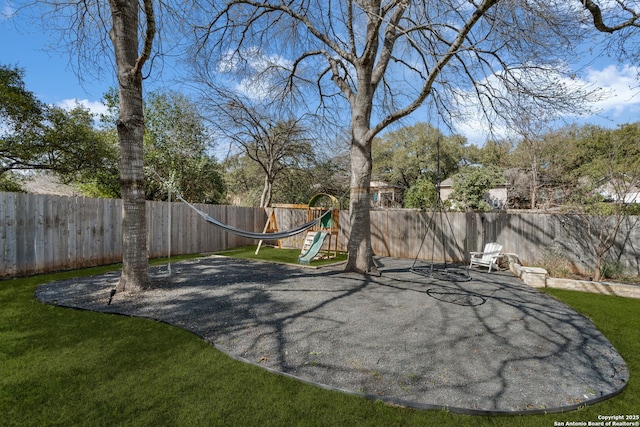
[274, 207, 640, 277]
[2, 191, 639, 278]
[0, 192, 264, 278]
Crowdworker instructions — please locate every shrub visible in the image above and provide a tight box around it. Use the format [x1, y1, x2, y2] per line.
[601, 261, 625, 280]
[539, 245, 573, 278]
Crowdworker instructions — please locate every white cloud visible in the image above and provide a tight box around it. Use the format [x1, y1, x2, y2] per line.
[451, 63, 640, 146]
[56, 98, 108, 116]
[218, 47, 293, 101]
[584, 64, 640, 117]
[454, 117, 509, 146]
[216, 50, 242, 74]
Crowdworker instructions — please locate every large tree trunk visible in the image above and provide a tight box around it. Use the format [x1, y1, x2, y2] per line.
[109, 0, 152, 292]
[345, 117, 375, 273]
[117, 87, 149, 292]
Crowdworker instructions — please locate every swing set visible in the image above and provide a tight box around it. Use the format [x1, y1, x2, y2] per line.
[256, 193, 340, 263]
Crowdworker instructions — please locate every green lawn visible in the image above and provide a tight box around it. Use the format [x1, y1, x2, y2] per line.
[215, 245, 348, 266]
[1, 262, 638, 426]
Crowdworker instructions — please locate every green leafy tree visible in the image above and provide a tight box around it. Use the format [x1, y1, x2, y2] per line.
[534, 126, 582, 207]
[373, 123, 466, 189]
[471, 139, 514, 168]
[1, 65, 114, 191]
[508, 125, 583, 208]
[563, 122, 640, 281]
[44, 105, 116, 178]
[0, 64, 43, 135]
[222, 154, 264, 205]
[143, 91, 225, 204]
[1, 65, 47, 184]
[449, 166, 503, 212]
[373, 123, 467, 210]
[92, 89, 225, 203]
[0, 172, 24, 192]
[573, 123, 640, 198]
[404, 176, 438, 209]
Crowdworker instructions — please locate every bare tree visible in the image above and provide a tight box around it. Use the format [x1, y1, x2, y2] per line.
[191, 0, 639, 273]
[203, 88, 315, 208]
[510, 116, 554, 209]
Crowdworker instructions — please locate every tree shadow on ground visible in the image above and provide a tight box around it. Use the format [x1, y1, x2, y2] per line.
[36, 256, 628, 414]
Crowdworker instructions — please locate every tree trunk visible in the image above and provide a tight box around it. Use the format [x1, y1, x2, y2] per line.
[117, 93, 149, 292]
[593, 255, 602, 282]
[345, 121, 375, 273]
[260, 173, 272, 208]
[531, 155, 538, 209]
[109, 0, 151, 292]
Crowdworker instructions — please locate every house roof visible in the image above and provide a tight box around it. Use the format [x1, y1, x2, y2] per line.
[439, 178, 453, 187]
[438, 177, 507, 188]
[370, 180, 404, 189]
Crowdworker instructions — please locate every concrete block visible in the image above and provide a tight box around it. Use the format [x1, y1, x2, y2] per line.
[521, 266, 548, 288]
[510, 263, 523, 278]
[546, 277, 640, 299]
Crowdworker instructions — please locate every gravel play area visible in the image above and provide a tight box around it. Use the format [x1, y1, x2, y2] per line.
[35, 256, 629, 414]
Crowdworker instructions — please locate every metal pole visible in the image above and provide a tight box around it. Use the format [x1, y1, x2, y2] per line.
[167, 186, 172, 276]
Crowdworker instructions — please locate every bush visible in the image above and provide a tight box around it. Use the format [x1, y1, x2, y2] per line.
[601, 261, 625, 280]
[404, 177, 437, 209]
[539, 245, 573, 278]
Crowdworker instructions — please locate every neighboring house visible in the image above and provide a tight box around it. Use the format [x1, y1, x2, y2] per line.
[623, 192, 640, 203]
[594, 178, 640, 204]
[370, 180, 404, 208]
[486, 183, 508, 209]
[21, 172, 79, 196]
[439, 177, 508, 210]
[438, 178, 455, 203]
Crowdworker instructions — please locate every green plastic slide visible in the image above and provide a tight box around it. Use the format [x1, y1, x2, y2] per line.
[298, 231, 328, 264]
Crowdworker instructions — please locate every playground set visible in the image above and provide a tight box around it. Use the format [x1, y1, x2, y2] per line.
[256, 193, 341, 264]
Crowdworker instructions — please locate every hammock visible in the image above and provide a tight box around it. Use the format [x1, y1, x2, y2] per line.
[175, 193, 331, 240]
[152, 168, 331, 240]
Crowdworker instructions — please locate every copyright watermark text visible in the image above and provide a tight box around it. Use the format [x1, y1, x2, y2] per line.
[553, 415, 640, 427]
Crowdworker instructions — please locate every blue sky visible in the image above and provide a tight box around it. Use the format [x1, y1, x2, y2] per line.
[2, 2, 639, 146]
[1, 3, 115, 115]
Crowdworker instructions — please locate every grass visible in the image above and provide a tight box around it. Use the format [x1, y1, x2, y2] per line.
[1, 262, 639, 426]
[214, 245, 348, 266]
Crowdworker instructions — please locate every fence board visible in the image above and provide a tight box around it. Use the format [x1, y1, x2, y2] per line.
[81, 197, 91, 268]
[43, 196, 54, 272]
[274, 207, 307, 249]
[149, 200, 166, 258]
[33, 195, 44, 273]
[56, 195, 69, 271]
[213, 204, 227, 252]
[77, 197, 86, 268]
[100, 198, 110, 263]
[1, 193, 17, 275]
[16, 194, 29, 274]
